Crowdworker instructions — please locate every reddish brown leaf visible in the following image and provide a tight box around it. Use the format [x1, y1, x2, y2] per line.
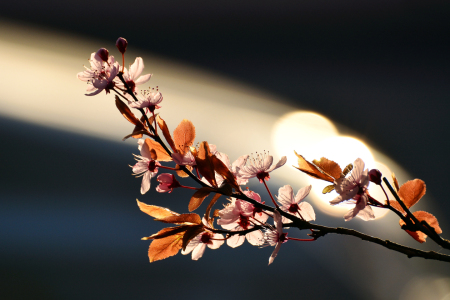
[148, 231, 184, 262]
[156, 213, 202, 225]
[144, 138, 172, 162]
[195, 141, 217, 187]
[398, 179, 426, 208]
[175, 165, 190, 178]
[399, 211, 442, 243]
[414, 211, 442, 234]
[322, 185, 335, 194]
[145, 225, 191, 240]
[189, 187, 214, 212]
[389, 200, 406, 215]
[392, 173, 400, 192]
[211, 155, 239, 190]
[312, 157, 342, 180]
[173, 119, 196, 155]
[136, 200, 179, 218]
[156, 115, 177, 152]
[115, 96, 140, 125]
[182, 225, 205, 251]
[294, 152, 334, 183]
[205, 193, 221, 224]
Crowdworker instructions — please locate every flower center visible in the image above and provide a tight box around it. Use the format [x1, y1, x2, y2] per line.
[288, 203, 299, 213]
[200, 232, 212, 244]
[126, 80, 136, 92]
[238, 215, 251, 230]
[148, 160, 157, 172]
[279, 232, 288, 243]
[256, 171, 270, 182]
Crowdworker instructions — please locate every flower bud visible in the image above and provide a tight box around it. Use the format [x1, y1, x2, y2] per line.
[156, 173, 180, 193]
[95, 48, 109, 62]
[116, 37, 128, 54]
[368, 169, 382, 185]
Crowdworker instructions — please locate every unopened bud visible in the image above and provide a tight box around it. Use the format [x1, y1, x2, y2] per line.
[368, 169, 382, 185]
[116, 37, 128, 54]
[96, 48, 109, 62]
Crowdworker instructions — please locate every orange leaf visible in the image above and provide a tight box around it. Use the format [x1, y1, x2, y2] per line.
[414, 211, 442, 234]
[205, 193, 221, 225]
[156, 213, 202, 225]
[173, 119, 196, 155]
[115, 96, 140, 126]
[156, 115, 176, 152]
[312, 157, 342, 180]
[148, 230, 185, 262]
[294, 152, 335, 183]
[189, 187, 214, 212]
[392, 173, 400, 192]
[399, 211, 442, 243]
[144, 138, 172, 162]
[136, 200, 179, 219]
[211, 155, 239, 190]
[175, 165, 190, 178]
[398, 179, 426, 208]
[182, 225, 205, 251]
[195, 141, 217, 187]
[388, 200, 406, 215]
[145, 225, 191, 240]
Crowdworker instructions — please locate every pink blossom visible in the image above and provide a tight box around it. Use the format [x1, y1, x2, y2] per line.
[208, 144, 249, 186]
[77, 52, 119, 96]
[132, 139, 160, 194]
[217, 191, 268, 247]
[330, 158, 375, 221]
[156, 173, 180, 193]
[264, 210, 288, 265]
[181, 219, 224, 260]
[276, 185, 315, 223]
[236, 151, 287, 183]
[128, 90, 163, 113]
[116, 57, 151, 95]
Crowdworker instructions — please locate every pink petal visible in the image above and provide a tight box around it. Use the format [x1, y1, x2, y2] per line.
[267, 156, 287, 172]
[140, 171, 151, 194]
[191, 243, 207, 260]
[294, 185, 312, 204]
[246, 230, 264, 246]
[268, 242, 282, 265]
[227, 233, 245, 248]
[297, 202, 315, 221]
[129, 57, 144, 80]
[134, 73, 152, 86]
[276, 185, 294, 207]
[209, 233, 225, 249]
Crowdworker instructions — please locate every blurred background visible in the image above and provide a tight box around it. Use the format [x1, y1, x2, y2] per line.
[1, 1, 450, 299]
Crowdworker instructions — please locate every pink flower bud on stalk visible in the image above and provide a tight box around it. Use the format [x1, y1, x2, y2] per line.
[368, 169, 382, 185]
[156, 173, 181, 193]
[95, 48, 109, 63]
[116, 37, 128, 54]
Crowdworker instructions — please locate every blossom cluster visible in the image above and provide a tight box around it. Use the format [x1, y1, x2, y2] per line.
[77, 37, 446, 265]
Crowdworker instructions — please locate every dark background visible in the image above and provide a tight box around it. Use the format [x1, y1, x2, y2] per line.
[2, 1, 450, 299]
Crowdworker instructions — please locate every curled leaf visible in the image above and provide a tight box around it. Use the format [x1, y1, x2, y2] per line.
[146, 225, 191, 240]
[205, 193, 221, 224]
[189, 187, 214, 212]
[175, 165, 190, 178]
[156, 115, 176, 152]
[294, 152, 334, 183]
[211, 155, 239, 190]
[115, 96, 140, 125]
[392, 173, 400, 192]
[322, 185, 335, 194]
[136, 200, 179, 218]
[399, 211, 442, 243]
[195, 141, 217, 187]
[342, 164, 353, 177]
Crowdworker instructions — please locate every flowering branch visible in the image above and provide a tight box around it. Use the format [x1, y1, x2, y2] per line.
[77, 37, 450, 265]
